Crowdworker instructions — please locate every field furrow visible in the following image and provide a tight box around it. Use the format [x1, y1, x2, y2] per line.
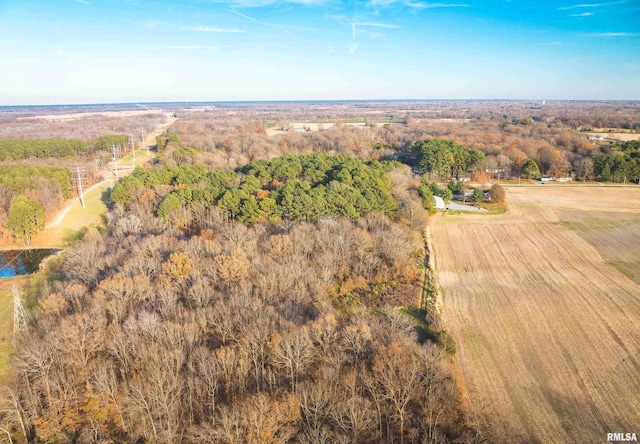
[432, 187, 640, 443]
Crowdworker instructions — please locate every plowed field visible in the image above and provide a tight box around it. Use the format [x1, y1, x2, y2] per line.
[430, 186, 640, 443]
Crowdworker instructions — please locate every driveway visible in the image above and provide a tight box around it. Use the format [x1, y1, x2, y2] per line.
[445, 201, 488, 212]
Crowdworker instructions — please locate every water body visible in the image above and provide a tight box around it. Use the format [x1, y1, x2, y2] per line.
[0, 249, 61, 278]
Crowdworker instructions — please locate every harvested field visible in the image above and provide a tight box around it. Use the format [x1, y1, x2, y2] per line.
[18, 109, 165, 121]
[265, 121, 387, 136]
[430, 186, 640, 443]
[586, 132, 640, 141]
[557, 210, 640, 284]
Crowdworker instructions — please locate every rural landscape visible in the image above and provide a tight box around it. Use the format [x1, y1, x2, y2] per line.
[0, 100, 639, 443]
[1, 0, 640, 442]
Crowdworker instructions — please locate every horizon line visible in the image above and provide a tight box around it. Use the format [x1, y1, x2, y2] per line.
[3, 98, 640, 108]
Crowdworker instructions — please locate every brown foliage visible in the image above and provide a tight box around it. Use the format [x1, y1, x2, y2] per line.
[4, 177, 474, 442]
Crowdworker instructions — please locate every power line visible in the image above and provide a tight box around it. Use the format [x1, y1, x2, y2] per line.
[13, 285, 27, 332]
[130, 134, 136, 161]
[0, 249, 26, 275]
[112, 145, 119, 178]
[141, 126, 148, 157]
[70, 167, 87, 209]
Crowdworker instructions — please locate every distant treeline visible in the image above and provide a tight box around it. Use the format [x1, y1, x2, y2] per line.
[113, 153, 399, 226]
[0, 134, 130, 160]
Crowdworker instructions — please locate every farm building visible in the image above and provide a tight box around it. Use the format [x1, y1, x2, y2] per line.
[434, 195, 445, 210]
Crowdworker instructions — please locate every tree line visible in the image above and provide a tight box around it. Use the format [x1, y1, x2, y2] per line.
[0, 165, 72, 244]
[0, 134, 130, 161]
[593, 141, 640, 183]
[410, 139, 485, 180]
[113, 153, 400, 227]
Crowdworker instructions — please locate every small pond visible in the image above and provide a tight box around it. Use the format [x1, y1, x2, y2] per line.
[0, 249, 62, 278]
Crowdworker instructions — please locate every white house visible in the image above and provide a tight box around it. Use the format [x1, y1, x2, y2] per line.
[434, 196, 445, 210]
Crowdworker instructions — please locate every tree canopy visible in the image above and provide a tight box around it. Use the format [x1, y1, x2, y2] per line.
[0, 165, 72, 198]
[0, 135, 130, 160]
[113, 153, 400, 226]
[520, 159, 542, 179]
[93, 135, 131, 152]
[594, 142, 640, 183]
[0, 138, 88, 160]
[7, 195, 44, 244]
[410, 138, 485, 180]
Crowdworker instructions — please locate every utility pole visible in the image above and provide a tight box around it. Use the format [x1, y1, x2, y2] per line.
[13, 286, 26, 333]
[76, 167, 85, 208]
[70, 166, 86, 208]
[141, 126, 148, 157]
[112, 145, 119, 178]
[130, 135, 136, 162]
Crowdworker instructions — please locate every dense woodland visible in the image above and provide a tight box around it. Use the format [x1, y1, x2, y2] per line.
[3, 156, 478, 443]
[0, 166, 74, 243]
[0, 135, 131, 161]
[593, 141, 640, 183]
[113, 154, 399, 226]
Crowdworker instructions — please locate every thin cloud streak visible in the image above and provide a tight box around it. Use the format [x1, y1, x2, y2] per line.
[225, 8, 294, 34]
[181, 25, 245, 33]
[587, 32, 640, 36]
[569, 11, 595, 16]
[73, 0, 90, 4]
[219, 0, 328, 7]
[368, 0, 469, 9]
[357, 21, 400, 28]
[225, 9, 259, 23]
[404, 2, 470, 9]
[558, 1, 624, 10]
[167, 45, 225, 49]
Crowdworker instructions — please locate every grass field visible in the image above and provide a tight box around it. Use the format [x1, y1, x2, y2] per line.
[0, 285, 14, 384]
[430, 186, 640, 442]
[119, 149, 153, 166]
[586, 128, 640, 142]
[25, 180, 112, 248]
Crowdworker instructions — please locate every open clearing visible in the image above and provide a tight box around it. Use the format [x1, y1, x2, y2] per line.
[586, 131, 640, 141]
[265, 121, 390, 136]
[21, 180, 112, 249]
[430, 186, 640, 442]
[18, 109, 166, 121]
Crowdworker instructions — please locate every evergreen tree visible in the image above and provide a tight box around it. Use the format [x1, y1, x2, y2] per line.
[472, 188, 485, 202]
[7, 195, 45, 245]
[521, 159, 542, 179]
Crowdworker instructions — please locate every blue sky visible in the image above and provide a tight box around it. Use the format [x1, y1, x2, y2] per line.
[0, 0, 639, 104]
